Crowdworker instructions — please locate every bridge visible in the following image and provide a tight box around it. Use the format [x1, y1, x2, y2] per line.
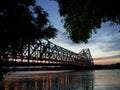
[0, 39, 94, 75]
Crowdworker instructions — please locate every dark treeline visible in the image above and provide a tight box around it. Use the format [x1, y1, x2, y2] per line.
[93, 63, 120, 70]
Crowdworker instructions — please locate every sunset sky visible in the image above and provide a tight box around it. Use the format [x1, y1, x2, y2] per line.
[37, 0, 120, 65]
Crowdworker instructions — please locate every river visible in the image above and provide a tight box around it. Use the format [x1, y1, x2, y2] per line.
[0, 70, 120, 90]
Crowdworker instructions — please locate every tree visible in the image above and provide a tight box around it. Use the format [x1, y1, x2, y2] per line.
[56, 0, 120, 43]
[0, 0, 57, 55]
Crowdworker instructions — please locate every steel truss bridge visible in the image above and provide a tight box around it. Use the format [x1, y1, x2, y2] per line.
[1, 39, 94, 70]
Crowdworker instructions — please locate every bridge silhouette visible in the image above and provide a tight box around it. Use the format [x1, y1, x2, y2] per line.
[1, 39, 94, 73]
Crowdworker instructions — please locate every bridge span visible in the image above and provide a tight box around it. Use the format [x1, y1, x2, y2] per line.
[0, 39, 94, 72]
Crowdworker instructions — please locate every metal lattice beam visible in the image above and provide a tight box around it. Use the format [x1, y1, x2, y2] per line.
[2, 39, 94, 68]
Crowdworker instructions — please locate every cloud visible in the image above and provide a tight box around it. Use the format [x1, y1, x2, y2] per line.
[86, 22, 120, 53]
[98, 32, 120, 52]
[94, 54, 120, 60]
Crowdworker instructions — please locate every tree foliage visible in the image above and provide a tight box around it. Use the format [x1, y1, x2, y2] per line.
[56, 0, 120, 43]
[0, 0, 57, 54]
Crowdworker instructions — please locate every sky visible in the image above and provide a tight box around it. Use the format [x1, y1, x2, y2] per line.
[36, 0, 120, 65]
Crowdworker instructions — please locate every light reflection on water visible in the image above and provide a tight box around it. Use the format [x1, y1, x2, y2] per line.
[0, 70, 120, 90]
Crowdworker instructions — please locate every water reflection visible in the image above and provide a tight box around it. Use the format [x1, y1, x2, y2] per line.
[0, 70, 94, 90]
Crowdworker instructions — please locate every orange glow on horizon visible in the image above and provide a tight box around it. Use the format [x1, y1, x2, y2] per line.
[94, 58, 120, 65]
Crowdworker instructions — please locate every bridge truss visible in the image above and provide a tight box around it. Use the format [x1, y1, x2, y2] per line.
[1, 39, 94, 70]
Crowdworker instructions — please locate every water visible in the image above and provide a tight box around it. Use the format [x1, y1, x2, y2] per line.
[0, 70, 120, 90]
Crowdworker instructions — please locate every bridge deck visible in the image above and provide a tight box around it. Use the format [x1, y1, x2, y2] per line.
[0, 39, 94, 70]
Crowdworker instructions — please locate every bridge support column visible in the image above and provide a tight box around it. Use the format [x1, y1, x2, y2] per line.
[28, 43, 30, 63]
